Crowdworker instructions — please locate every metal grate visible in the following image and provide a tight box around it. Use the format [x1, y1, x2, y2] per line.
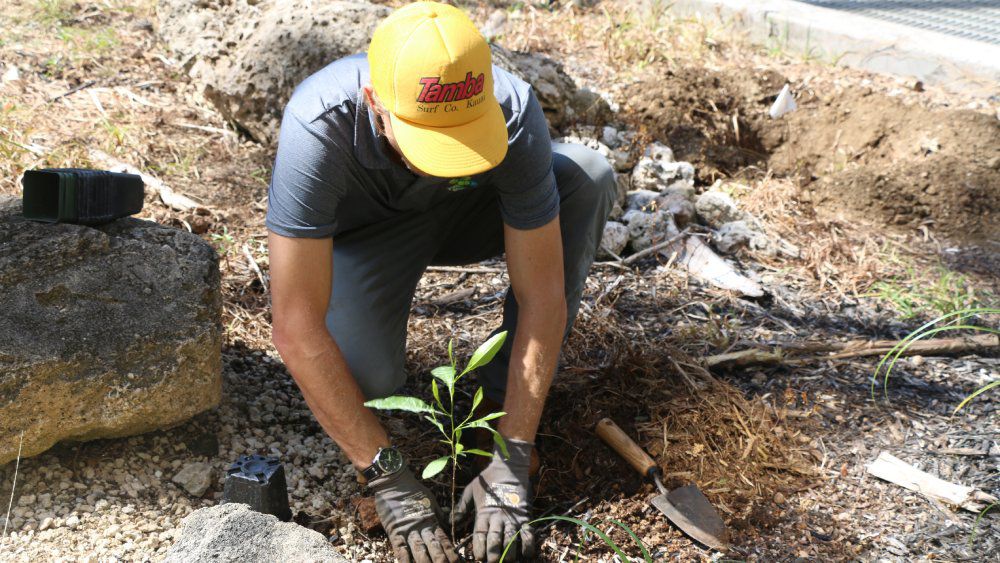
[796, 0, 1000, 45]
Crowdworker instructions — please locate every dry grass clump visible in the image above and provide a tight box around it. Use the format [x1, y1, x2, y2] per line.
[481, 0, 735, 72]
[639, 357, 821, 509]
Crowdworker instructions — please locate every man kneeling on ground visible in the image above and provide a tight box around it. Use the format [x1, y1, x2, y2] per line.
[267, 2, 615, 561]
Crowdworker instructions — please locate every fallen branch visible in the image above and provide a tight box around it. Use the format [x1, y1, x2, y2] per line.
[823, 333, 998, 360]
[428, 287, 475, 307]
[868, 451, 997, 512]
[705, 348, 783, 369]
[706, 334, 998, 369]
[49, 79, 96, 103]
[620, 228, 689, 265]
[242, 243, 268, 292]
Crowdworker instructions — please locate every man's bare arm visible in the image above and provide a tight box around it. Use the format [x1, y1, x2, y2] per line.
[268, 231, 388, 468]
[496, 216, 567, 443]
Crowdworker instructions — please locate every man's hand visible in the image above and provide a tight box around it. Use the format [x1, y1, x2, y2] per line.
[454, 439, 535, 562]
[369, 466, 459, 563]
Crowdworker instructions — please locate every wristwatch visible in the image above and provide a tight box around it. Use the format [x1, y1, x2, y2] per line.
[361, 446, 404, 481]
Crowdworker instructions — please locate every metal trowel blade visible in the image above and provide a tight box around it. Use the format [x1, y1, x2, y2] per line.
[651, 485, 730, 551]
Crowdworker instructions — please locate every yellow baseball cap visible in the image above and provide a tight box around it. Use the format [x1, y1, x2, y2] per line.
[368, 2, 508, 178]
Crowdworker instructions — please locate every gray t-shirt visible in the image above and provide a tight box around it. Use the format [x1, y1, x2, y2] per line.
[266, 54, 557, 239]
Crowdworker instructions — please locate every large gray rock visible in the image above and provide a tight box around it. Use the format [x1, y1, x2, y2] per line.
[156, 1, 608, 144]
[165, 503, 348, 562]
[158, 0, 389, 144]
[0, 197, 221, 465]
[493, 44, 611, 132]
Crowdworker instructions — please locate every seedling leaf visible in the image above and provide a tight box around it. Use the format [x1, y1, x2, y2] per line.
[364, 396, 440, 415]
[493, 432, 509, 459]
[424, 416, 445, 436]
[422, 456, 449, 479]
[472, 411, 506, 425]
[432, 365, 457, 387]
[462, 331, 507, 376]
[431, 380, 442, 408]
[472, 387, 484, 413]
[464, 448, 493, 458]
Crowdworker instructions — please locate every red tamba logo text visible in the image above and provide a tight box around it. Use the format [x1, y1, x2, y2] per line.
[417, 72, 485, 103]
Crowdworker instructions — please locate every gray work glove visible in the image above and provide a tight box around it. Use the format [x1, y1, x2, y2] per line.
[368, 465, 459, 563]
[453, 439, 536, 562]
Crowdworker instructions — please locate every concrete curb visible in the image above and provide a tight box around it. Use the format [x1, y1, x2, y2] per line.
[668, 0, 1000, 96]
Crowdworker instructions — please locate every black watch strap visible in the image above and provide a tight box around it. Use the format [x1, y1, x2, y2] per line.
[361, 462, 382, 482]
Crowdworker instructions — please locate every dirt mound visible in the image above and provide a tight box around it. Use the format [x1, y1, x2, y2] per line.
[763, 91, 1000, 243]
[626, 68, 1000, 244]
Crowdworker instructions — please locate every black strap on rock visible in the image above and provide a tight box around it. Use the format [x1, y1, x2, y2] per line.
[21, 168, 144, 225]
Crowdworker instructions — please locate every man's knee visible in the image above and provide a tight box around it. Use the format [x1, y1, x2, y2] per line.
[552, 143, 616, 214]
[329, 332, 407, 400]
[352, 358, 407, 400]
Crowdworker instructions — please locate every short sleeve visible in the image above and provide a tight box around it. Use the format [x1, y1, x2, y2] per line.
[266, 107, 348, 239]
[491, 89, 558, 230]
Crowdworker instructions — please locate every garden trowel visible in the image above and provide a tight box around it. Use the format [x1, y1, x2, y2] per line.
[596, 418, 730, 551]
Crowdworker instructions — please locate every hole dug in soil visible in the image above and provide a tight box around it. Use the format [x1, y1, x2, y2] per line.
[626, 66, 1000, 246]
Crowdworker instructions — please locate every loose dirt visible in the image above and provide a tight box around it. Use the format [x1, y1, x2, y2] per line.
[627, 67, 1000, 245]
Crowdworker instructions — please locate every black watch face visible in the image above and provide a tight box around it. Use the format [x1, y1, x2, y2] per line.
[377, 447, 403, 474]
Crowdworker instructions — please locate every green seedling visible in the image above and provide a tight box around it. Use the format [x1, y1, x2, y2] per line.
[365, 331, 654, 559]
[365, 331, 510, 542]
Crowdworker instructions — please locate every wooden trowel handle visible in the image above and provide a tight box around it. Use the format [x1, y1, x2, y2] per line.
[596, 418, 659, 480]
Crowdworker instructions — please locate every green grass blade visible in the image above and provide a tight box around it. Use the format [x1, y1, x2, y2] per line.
[968, 502, 998, 548]
[954, 380, 1000, 414]
[499, 515, 641, 562]
[607, 518, 651, 562]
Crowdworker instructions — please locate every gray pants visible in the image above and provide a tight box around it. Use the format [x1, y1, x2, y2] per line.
[326, 143, 615, 403]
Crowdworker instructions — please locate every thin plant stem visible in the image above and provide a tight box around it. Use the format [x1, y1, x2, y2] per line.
[451, 454, 457, 543]
[448, 359, 457, 543]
